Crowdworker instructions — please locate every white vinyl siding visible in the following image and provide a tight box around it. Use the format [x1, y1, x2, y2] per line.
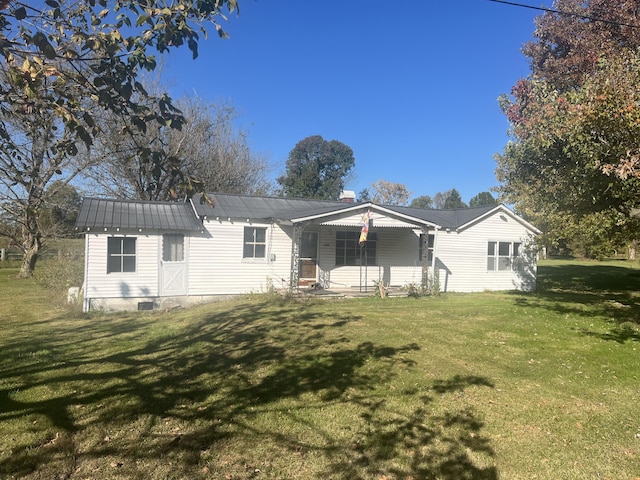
[188, 221, 292, 295]
[319, 210, 427, 228]
[434, 211, 536, 292]
[84, 233, 159, 299]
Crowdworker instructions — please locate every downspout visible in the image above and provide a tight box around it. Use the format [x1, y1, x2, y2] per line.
[82, 231, 90, 313]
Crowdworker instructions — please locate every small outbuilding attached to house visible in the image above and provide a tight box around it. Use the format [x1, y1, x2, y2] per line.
[75, 192, 540, 312]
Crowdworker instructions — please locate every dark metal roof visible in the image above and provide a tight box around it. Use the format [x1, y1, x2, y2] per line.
[193, 193, 502, 229]
[76, 194, 521, 233]
[75, 197, 203, 232]
[192, 193, 357, 221]
[389, 204, 499, 230]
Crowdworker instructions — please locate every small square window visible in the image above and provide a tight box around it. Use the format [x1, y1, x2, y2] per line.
[244, 227, 267, 258]
[107, 237, 136, 273]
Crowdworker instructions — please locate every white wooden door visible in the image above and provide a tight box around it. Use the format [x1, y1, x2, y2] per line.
[160, 234, 188, 296]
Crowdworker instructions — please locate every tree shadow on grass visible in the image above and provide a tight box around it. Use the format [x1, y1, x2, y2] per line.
[0, 298, 497, 479]
[323, 375, 497, 480]
[514, 263, 640, 343]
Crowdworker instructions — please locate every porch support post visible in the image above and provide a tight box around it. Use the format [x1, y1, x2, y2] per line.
[431, 227, 441, 293]
[431, 227, 440, 272]
[290, 222, 304, 290]
[421, 226, 429, 288]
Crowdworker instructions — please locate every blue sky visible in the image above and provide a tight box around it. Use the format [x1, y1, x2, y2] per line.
[162, 0, 539, 203]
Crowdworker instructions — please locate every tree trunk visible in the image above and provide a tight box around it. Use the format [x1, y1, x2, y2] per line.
[630, 239, 638, 260]
[18, 228, 41, 278]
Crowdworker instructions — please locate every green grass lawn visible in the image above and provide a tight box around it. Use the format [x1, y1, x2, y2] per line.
[1, 259, 639, 479]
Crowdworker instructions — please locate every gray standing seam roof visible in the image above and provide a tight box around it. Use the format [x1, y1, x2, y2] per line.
[76, 194, 507, 232]
[390, 204, 498, 230]
[191, 193, 357, 221]
[75, 197, 203, 231]
[193, 193, 499, 229]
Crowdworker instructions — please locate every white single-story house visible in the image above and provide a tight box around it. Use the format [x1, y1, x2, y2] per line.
[75, 191, 540, 312]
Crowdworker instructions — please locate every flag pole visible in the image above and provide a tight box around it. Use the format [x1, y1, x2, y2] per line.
[358, 210, 371, 292]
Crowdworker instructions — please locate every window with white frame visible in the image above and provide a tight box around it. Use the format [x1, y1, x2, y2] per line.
[107, 237, 136, 273]
[335, 231, 377, 266]
[487, 241, 522, 271]
[418, 233, 435, 263]
[243, 227, 266, 258]
[163, 234, 184, 262]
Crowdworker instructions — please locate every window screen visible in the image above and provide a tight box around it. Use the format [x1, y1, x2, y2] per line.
[163, 234, 184, 262]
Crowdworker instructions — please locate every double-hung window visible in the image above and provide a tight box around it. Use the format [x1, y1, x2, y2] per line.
[243, 227, 266, 258]
[107, 237, 136, 273]
[418, 233, 435, 264]
[335, 231, 377, 266]
[487, 241, 521, 271]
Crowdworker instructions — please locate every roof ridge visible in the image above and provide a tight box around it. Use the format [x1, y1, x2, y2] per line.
[81, 196, 189, 205]
[398, 203, 499, 212]
[204, 191, 359, 204]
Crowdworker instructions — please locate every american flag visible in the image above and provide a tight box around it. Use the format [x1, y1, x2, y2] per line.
[358, 210, 371, 245]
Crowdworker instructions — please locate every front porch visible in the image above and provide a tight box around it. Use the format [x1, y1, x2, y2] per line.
[289, 206, 439, 293]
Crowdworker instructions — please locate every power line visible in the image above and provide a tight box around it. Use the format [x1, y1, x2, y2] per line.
[488, 0, 640, 29]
